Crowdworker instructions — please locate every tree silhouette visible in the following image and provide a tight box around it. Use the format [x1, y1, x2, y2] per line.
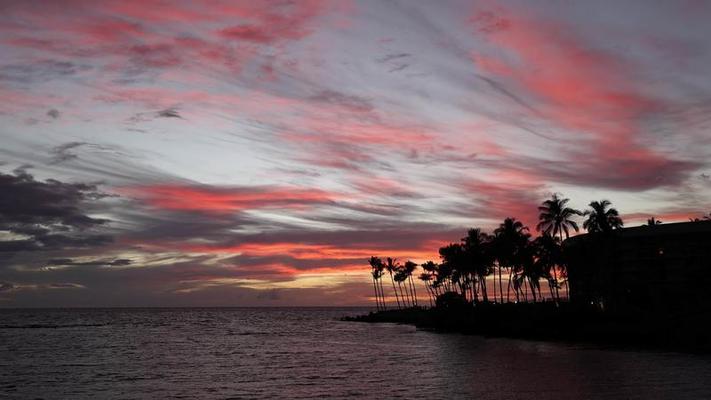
[419, 261, 439, 301]
[462, 228, 494, 303]
[368, 256, 386, 310]
[418, 262, 437, 307]
[394, 266, 410, 307]
[536, 194, 581, 239]
[404, 260, 418, 307]
[385, 257, 402, 309]
[646, 217, 662, 226]
[493, 218, 530, 302]
[583, 200, 623, 233]
[533, 233, 563, 301]
[536, 194, 580, 300]
[439, 243, 466, 298]
[363, 195, 652, 311]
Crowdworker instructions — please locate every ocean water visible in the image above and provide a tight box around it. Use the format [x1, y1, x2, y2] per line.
[1, 308, 710, 399]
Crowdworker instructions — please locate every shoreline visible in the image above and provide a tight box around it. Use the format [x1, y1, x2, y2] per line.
[342, 303, 711, 354]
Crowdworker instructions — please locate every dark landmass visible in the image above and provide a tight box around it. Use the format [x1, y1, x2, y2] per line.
[342, 302, 711, 353]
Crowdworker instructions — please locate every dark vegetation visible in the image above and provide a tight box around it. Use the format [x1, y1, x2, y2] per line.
[368, 194, 614, 310]
[347, 194, 711, 353]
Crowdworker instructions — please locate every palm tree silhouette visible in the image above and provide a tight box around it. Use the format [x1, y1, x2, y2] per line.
[404, 260, 418, 307]
[493, 218, 530, 303]
[385, 257, 402, 309]
[583, 200, 623, 233]
[536, 194, 581, 238]
[394, 267, 410, 307]
[462, 228, 494, 303]
[418, 262, 437, 307]
[368, 256, 386, 310]
[533, 233, 563, 301]
[536, 194, 580, 300]
[439, 243, 465, 297]
[420, 261, 439, 303]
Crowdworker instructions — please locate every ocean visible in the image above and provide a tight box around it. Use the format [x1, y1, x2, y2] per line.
[1, 308, 710, 399]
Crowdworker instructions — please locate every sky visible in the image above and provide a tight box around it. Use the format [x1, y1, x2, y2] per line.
[1, 0, 710, 307]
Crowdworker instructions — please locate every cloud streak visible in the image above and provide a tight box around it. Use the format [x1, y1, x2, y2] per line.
[1, 1, 710, 306]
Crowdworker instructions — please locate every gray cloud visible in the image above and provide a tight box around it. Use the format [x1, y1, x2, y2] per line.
[46, 109, 60, 119]
[156, 107, 183, 119]
[308, 90, 374, 113]
[0, 169, 111, 254]
[46, 258, 132, 267]
[49, 142, 85, 164]
[0, 60, 91, 84]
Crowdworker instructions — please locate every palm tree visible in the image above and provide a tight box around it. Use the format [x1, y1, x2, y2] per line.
[533, 234, 562, 301]
[384, 257, 402, 309]
[404, 260, 418, 307]
[583, 200, 623, 233]
[536, 194, 581, 239]
[536, 194, 580, 300]
[439, 243, 465, 298]
[493, 218, 530, 302]
[418, 270, 435, 307]
[462, 228, 494, 303]
[368, 257, 386, 310]
[420, 261, 439, 305]
[394, 267, 410, 307]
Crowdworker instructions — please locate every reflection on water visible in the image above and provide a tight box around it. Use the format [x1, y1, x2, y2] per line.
[1, 308, 710, 399]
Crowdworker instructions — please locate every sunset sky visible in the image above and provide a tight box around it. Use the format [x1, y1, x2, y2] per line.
[1, 0, 710, 306]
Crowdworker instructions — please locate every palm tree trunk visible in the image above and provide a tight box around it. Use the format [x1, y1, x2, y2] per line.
[397, 282, 405, 307]
[399, 282, 410, 307]
[498, 264, 504, 303]
[377, 278, 385, 310]
[371, 277, 380, 311]
[506, 267, 513, 303]
[407, 276, 415, 306]
[492, 273, 497, 303]
[423, 283, 430, 307]
[528, 277, 537, 302]
[411, 276, 418, 306]
[564, 280, 569, 300]
[389, 272, 401, 309]
[405, 281, 412, 307]
[538, 284, 542, 301]
[471, 278, 478, 304]
[427, 283, 435, 307]
[553, 231, 565, 301]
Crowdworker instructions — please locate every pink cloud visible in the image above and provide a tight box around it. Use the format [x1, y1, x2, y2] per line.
[458, 177, 544, 229]
[469, 7, 699, 190]
[120, 184, 338, 214]
[1, 0, 335, 79]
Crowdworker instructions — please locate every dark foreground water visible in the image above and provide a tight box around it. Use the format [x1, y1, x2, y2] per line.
[1, 308, 711, 399]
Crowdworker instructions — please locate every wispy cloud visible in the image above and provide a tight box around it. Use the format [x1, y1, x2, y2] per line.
[1, 1, 710, 305]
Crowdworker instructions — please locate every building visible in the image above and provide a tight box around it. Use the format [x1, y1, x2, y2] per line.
[564, 221, 711, 315]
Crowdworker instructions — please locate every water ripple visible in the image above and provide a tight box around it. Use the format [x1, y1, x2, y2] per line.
[1, 308, 710, 399]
